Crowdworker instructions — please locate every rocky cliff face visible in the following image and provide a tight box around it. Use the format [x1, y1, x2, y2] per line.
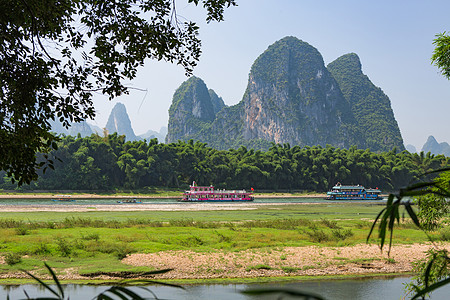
[208, 89, 226, 114]
[166, 37, 404, 151]
[241, 37, 361, 148]
[327, 53, 404, 151]
[105, 102, 138, 141]
[166, 77, 222, 143]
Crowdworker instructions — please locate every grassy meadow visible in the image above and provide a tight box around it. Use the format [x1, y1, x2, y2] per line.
[0, 203, 444, 282]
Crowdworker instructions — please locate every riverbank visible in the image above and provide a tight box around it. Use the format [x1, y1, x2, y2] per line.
[0, 199, 431, 285]
[121, 243, 449, 281]
[1, 243, 448, 283]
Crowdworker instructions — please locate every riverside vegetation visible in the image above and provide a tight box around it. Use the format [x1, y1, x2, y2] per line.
[0, 134, 448, 193]
[0, 203, 448, 282]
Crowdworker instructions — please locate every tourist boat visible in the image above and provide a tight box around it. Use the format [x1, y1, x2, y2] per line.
[179, 182, 254, 202]
[116, 199, 142, 204]
[325, 183, 383, 200]
[52, 195, 74, 202]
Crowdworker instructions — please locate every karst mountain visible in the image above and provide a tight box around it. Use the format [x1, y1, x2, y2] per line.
[166, 36, 404, 151]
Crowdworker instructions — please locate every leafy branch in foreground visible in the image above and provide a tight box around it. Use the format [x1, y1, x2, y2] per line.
[241, 287, 326, 300]
[367, 168, 450, 299]
[17, 263, 181, 300]
[405, 249, 450, 300]
[1, 0, 236, 186]
[432, 32, 450, 80]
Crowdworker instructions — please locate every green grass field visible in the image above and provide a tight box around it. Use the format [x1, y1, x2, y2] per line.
[0, 203, 441, 281]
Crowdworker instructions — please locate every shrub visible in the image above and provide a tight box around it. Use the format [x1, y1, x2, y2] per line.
[214, 230, 231, 242]
[246, 264, 272, 271]
[281, 266, 298, 273]
[33, 242, 51, 255]
[46, 222, 56, 229]
[320, 218, 341, 229]
[178, 235, 204, 247]
[169, 219, 196, 227]
[331, 228, 354, 240]
[415, 194, 449, 231]
[5, 253, 22, 265]
[0, 219, 23, 228]
[242, 219, 312, 230]
[116, 245, 134, 260]
[56, 238, 72, 257]
[15, 227, 28, 235]
[81, 232, 100, 241]
[305, 228, 331, 243]
[439, 226, 450, 241]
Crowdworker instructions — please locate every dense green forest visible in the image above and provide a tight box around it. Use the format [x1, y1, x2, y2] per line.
[0, 134, 448, 192]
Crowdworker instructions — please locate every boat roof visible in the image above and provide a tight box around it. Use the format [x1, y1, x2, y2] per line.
[332, 185, 365, 189]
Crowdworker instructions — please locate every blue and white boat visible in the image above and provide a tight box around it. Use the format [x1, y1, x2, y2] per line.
[325, 183, 383, 200]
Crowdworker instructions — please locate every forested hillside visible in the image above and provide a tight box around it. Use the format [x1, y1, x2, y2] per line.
[327, 53, 404, 152]
[1, 134, 447, 192]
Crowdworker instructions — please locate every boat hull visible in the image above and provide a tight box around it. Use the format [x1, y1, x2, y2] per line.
[178, 198, 254, 202]
[325, 196, 383, 200]
[180, 182, 254, 203]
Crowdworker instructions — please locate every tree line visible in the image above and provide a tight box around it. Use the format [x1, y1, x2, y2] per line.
[0, 134, 448, 192]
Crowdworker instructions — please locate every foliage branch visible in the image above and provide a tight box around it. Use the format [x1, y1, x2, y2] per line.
[0, 0, 236, 185]
[432, 32, 450, 80]
[368, 168, 450, 299]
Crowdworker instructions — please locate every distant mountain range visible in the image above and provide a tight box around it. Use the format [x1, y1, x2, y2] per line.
[50, 103, 167, 143]
[49, 36, 449, 155]
[166, 36, 404, 152]
[405, 144, 417, 153]
[421, 136, 450, 156]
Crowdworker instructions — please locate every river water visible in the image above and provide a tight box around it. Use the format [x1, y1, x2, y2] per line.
[0, 197, 386, 205]
[2, 276, 450, 299]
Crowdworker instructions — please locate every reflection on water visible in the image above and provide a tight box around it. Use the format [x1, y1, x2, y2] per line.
[2, 277, 450, 299]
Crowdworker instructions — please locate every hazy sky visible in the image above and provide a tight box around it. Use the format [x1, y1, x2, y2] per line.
[89, 0, 450, 151]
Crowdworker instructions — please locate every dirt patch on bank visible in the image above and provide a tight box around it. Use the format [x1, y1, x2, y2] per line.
[1, 244, 449, 281]
[121, 243, 450, 280]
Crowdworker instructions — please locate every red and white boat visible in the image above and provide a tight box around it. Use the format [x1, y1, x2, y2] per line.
[179, 182, 254, 202]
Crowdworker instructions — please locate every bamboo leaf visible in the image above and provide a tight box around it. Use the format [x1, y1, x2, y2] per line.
[137, 287, 160, 299]
[424, 253, 439, 290]
[95, 294, 115, 300]
[242, 288, 326, 300]
[404, 202, 421, 228]
[44, 263, 64, 299]
[107, 287, 146, 300]
[99, 287, 129, 300]
[420, 167, 450, 177]
[123, 279, 184, 289]
[412, 277, 450, 299]
[21, 269, 61, 299]
[139, 268, 174, 276]
[366, 206, 386, 243]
